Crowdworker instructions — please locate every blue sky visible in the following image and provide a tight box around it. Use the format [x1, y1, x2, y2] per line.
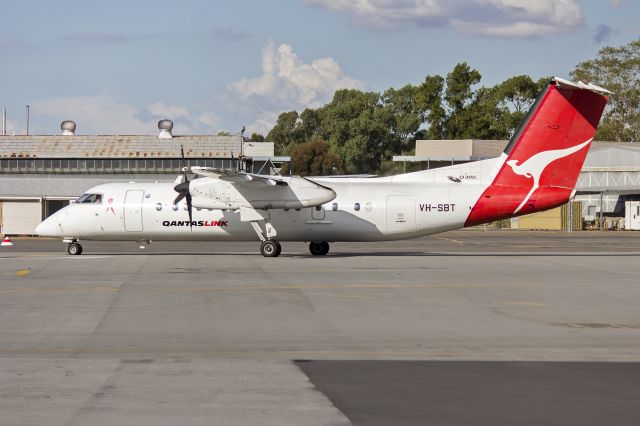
[0, 0, 638, 136]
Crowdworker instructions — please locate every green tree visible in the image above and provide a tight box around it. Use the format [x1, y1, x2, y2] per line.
[290, 138, 343, 175]
[571, 39, 640, 142]
[316, 89, 388, 173]
[443, 63, 482, 138]
[415, 75, 446, 139]
[381, 84, 421, 154]
[248, 133, 265, 142]
[267, 111, 301, 155]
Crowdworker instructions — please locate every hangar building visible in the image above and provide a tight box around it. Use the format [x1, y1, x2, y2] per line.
[0, 120, 288, 235]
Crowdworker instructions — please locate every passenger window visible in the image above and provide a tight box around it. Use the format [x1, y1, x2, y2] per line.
[354, 202, 360, 211]
[332, 203, 338, 211]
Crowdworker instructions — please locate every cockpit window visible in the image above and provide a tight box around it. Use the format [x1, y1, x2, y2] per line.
[76, 193, 102, 204]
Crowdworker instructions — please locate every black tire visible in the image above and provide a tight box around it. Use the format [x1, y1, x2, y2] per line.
[309, 241, 329, 256]
[260, 240, 279, 257]
[67, 243, 83, 256]
[275, 241, 282, 257]
[320, 241, 330, 255]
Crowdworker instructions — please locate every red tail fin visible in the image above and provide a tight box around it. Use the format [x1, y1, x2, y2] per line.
[465, 78, 609, 227]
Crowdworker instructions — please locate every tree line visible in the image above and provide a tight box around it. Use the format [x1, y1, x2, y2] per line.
[249, 39, 639, 175]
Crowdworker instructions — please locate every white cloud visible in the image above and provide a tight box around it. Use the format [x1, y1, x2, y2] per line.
[306, 0, 584, 37]
[27, 42, 363, 137]
[146, 101, 189, 119]
[32, 96, 156, 134]
[31, 96, 212, 135]
[223, 41, 365, 133]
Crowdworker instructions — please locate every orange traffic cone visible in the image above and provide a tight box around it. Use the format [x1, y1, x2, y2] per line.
[1, 236, 13, 247]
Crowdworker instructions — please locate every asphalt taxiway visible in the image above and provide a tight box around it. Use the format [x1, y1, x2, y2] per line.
[1, 230, 639, 425]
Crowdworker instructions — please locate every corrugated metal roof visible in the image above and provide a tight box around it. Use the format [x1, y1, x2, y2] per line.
[0, 135, 242, 158]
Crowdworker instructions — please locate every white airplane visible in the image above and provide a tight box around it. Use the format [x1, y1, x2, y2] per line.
[36, 77, 610, 257]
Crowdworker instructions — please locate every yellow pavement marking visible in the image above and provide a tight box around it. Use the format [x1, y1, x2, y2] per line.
[15, 269, 30, 277]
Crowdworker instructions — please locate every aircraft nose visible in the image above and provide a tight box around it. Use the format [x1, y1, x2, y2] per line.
[35, 216, 60, 237]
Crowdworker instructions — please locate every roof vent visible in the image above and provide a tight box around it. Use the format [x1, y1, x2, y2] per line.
[158, 119, 173, 139]
[61, 120, 76, 136]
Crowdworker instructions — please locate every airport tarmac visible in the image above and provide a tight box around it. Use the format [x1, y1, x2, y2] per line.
[1, 230, 639, 425]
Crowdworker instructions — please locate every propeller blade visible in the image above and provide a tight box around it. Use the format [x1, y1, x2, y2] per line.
[173, 181, 190, 193]
[186, 193, 193, 230]
[174, 192, 186, 205]
[174, 144, 193, 230]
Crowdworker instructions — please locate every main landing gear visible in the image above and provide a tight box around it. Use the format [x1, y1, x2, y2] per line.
[67, 242, 83, 255]
[309, 242, 330, 256]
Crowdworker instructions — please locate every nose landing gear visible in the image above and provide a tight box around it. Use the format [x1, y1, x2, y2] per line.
[67, 242, 83, 256]
[260, 240, 282, 257]
[250, 219, 282, 257]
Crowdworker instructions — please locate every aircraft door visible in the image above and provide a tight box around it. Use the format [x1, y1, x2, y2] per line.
[386, 195, 416, 234]
[124, 190, 144, 232]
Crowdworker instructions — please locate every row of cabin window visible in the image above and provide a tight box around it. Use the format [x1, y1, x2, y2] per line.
[77, 194, 372, 213]
[318, 202, 370, 212]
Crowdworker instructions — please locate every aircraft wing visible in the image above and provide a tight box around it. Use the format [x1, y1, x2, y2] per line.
[187, 166, 337, 210]
[189, 166, 287, 186]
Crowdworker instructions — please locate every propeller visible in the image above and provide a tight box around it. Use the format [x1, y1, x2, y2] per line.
[173, 145, 193, 230]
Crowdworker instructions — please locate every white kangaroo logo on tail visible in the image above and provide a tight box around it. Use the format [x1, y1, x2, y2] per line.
[506, 138, 592, 214]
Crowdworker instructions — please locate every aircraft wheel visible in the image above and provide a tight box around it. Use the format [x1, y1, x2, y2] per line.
[260, 240, 280, 257]
[275, 241, 282, 257]
[309, 241, 329, 256]
[67, 242, 83, 256]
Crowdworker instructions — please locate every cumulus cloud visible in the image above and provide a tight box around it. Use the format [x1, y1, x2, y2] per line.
[306, 0, 584, 37]
[222, 41, 365, 133]
[27, 42, 363, 136]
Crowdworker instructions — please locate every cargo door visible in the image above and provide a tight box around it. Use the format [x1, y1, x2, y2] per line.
[386, 196, 416, 234]
[124, 190, 144, 232]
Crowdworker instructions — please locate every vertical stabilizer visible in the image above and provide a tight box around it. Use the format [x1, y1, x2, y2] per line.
[465, 78, 609, 227]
